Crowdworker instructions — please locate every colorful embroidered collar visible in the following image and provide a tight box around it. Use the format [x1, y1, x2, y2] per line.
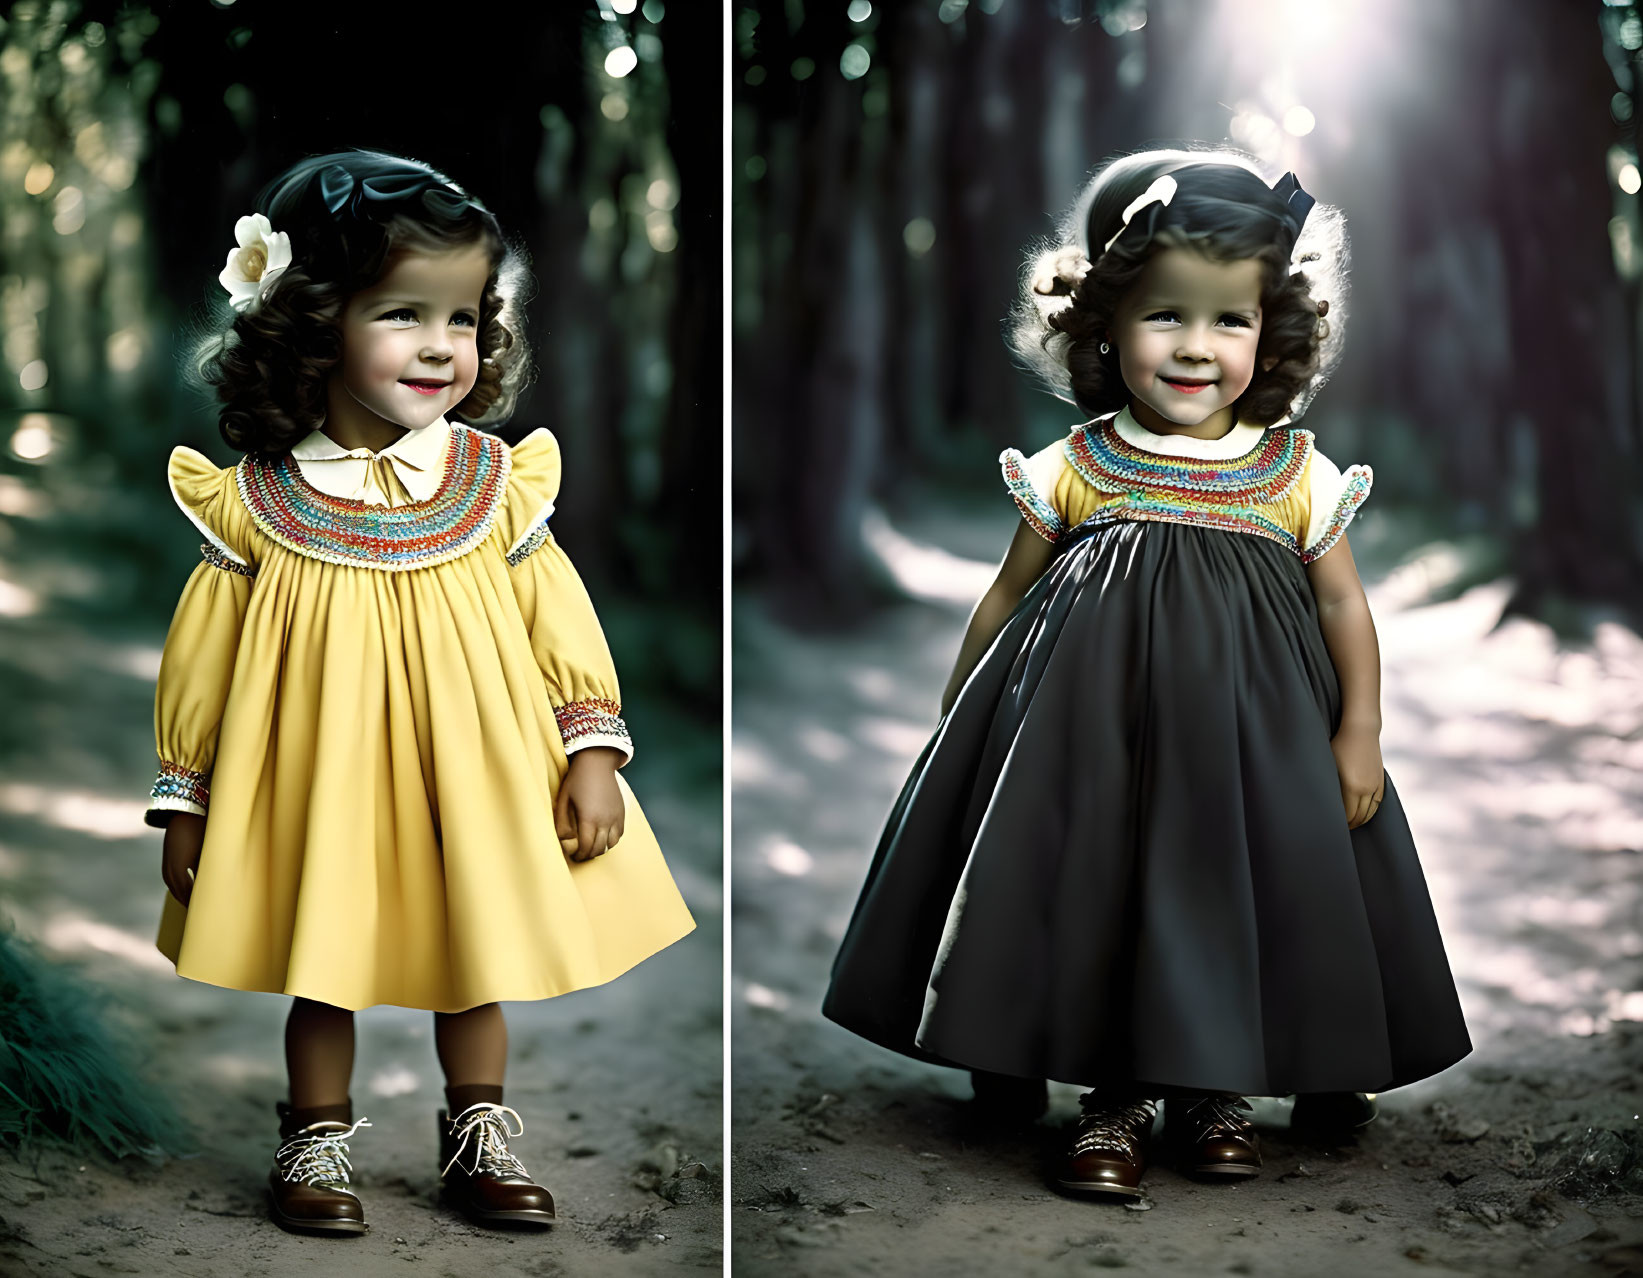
[236, 423, 511, 571]
[1065, 412, 1312, 503]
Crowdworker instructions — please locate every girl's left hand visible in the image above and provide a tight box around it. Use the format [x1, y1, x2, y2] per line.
[555, 747, 626, 861]
[1330, 722, 1385, 830]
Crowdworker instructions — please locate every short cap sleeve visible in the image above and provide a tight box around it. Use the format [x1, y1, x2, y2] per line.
[1301, 447, 1373, 564]
[999, 437, 1071, 542]
[501, 428, 563, 564]
[168, 446, 258, 569]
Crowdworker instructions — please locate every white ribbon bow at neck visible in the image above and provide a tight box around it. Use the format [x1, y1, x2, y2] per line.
[219, 213, 292, 312]
[1103, 174, 1177, 254]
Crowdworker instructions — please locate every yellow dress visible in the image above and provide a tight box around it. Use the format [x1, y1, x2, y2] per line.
[145, 422, 695, 1013]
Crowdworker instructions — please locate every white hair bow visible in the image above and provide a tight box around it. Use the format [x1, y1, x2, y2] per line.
[1103, 175, 1177, 253]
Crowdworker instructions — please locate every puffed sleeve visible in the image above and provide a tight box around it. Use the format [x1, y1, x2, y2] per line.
[146, 447, 259, 828]
[998, 437, 1072, 543]
[502, 428, 634, 766]
[1299, 447, 1374, 565]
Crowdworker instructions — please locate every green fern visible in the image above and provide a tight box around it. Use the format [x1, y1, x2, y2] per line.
[0, 913, 200, 1165]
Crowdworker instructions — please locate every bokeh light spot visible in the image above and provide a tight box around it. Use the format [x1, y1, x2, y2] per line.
[1116, 48, 1145, 91]
[12, 414, 53, 458]
[604, 45, 638, 78]
[647, 177, 678, 210]
[1283, 105, 1317, 136]
[1621, 163, 1641, 195]
[903, 218, 936, 257]
[847, 0, 872, 19]
[645, 210, 678, 252]
[19, 360, 48, 392]
[52, 186, 85, 235]
[840, 43, 870, 80]
[601, 92, 629, 121]
[107, 328, 143, 372]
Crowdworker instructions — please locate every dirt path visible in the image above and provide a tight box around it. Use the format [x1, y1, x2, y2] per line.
[731, 491, 1643, 1276]
[0, 518, 723, 1277]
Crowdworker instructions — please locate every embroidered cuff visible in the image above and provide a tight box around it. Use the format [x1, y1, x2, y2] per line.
[200, 542, 255, 578]
[1000, 448, 1064, 543]
[554, 697, 634, 765]
[506, 520, 553, 567]
[505, 497, 557, 567]
[1301, 464, 1373, 564]
[146, 761, 209, 828]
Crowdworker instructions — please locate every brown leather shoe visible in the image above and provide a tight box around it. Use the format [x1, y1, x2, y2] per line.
[268, 1100, 371, 1235]
[1055, 1093, 1158, 1198]
[439, 1102, 556, 1227]
[1171, 1093, 1261, 1177]
[1290, 1091, 1378, 1133]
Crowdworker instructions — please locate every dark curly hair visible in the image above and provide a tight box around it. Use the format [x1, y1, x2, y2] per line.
[1009, 146, 1349, 427]
[185, 149, 535, 456]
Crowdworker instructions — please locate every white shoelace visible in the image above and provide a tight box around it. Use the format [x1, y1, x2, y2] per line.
[275, 1116, 372, 1185]
[441, 1102, 532, 1180]
[1182, 1094, 1255, 1139]
[1070, 1096, 1157, 1157]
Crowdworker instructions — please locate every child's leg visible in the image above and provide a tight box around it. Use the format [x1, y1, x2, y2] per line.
[285, 996, 356, 1107]
[433, 1001, 507, 1110]
[969, 1068, 1049, 1125]
[430, 1002, 555, 1226]
[271, 997, 368, 1236]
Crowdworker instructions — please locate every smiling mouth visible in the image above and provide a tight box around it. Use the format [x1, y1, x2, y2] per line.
[1161, 376, 1216, 393]
[401, 380, 450, 388]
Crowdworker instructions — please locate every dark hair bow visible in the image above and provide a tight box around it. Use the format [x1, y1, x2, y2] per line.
[317, 163, 489, 221]
[1095, 166, 1317, 263]
[1268, 171, 1315, 242]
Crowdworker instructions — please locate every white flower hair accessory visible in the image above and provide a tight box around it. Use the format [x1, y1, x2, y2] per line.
[218, 213, 292, 312]
[1103, 174, 1177, 253]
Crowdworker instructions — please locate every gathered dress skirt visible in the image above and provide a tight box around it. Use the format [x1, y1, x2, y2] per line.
[822, 515, 1472, 1096]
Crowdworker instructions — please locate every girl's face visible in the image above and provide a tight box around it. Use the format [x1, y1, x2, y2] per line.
[1108, 245, 1265, 436]
[329, 244, 491, 436]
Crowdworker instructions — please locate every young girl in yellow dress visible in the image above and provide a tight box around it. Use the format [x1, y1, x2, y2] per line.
[145, 149, 695, 1235]
[823, 147, 1471, 1201]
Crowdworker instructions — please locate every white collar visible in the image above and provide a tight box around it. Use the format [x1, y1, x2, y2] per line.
[291, 416, 451, 467]
[289, 417, 452, 507]
[1110, 404, 1273, 458]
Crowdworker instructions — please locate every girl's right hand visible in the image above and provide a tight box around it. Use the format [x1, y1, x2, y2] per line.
[162, 811, 206, 906]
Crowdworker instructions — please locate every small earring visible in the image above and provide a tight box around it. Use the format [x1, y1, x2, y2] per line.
[1099, 341, 1111, 355]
